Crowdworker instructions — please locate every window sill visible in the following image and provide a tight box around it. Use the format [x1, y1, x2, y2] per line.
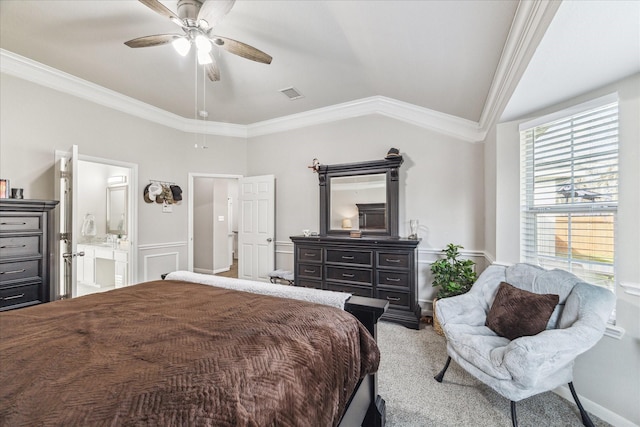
[604, 324, 625, 340]
[619, 281, 640, 297]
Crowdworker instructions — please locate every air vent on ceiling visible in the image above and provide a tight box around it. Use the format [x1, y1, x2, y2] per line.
[279, 86, 304, 100]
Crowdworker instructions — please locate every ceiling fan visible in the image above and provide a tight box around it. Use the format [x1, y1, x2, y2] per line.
[124, 0, 272, 82]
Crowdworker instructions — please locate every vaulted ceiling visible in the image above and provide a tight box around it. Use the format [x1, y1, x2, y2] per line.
[1, 0, 638, 137]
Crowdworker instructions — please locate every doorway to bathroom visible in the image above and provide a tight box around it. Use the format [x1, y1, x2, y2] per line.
[55, 146, 138, 299]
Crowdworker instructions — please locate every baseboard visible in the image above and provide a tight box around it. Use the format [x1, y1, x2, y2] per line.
[554, 385, 638, 427]
[193, 268, 214, 275]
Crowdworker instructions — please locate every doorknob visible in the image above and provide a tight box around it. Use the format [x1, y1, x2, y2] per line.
[266, 238, 273, 242]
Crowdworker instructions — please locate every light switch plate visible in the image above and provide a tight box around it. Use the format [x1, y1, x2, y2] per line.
[163, 202, 173, 213]
[218, 215, 225, 221]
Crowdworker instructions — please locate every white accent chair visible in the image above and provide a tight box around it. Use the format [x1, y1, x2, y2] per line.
[434, 263, 615, 427]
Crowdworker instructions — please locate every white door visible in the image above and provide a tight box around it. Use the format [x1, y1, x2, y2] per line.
[54, 145, 80, 299]
[238, 175, 275, 281]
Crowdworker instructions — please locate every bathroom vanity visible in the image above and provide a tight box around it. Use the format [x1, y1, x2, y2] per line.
[77, 243, 129, 292]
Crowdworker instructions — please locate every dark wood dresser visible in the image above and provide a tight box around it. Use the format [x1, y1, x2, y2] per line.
[0, 199, 58, 310]
[291, 235, 421, 329]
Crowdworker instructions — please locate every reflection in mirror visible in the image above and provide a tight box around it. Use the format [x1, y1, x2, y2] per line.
[107, 185, 127, 235]
[330, 173, 386, 231]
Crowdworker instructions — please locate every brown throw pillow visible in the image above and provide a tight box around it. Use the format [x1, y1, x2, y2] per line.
[486, 281, 559, 340]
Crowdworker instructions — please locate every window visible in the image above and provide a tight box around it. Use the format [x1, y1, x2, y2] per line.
[520, 94, 618, 293]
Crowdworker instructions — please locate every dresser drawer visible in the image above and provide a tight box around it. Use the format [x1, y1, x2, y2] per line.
[377, 270, 410, 288]
[326, 249, 372, 266]
[0, 259, 40, 284]
[0, 215, 42, 232]
[297, 247, 322, 262]
[377, 252, 410, 269]
[0, 283, 42, 309]
[377, 289, 411, 310]
[0, 236, 41, 258]
[326, 282, 373, 298]
[298, 263, 322, 279]
[297, 279, 322, 289]
[326, 266, 372, 284]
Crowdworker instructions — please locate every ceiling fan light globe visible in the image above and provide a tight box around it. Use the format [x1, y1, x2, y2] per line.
[195, 34, 212, 53]
[172, 37, 191, 56]
[197, 50, 213, 65]
[198, 19, 209, 29]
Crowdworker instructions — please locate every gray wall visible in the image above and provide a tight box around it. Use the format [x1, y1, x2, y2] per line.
[0, 73, 247, 282]
[484, 73, 640, 425]
[1, 68, 637, 425]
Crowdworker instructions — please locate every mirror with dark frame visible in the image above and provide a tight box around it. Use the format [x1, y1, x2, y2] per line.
[318, 154, 403, 237]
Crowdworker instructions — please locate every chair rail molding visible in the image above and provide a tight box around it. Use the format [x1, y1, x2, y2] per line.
[138, 241, 188, 250]
[619, 281, 640, 297]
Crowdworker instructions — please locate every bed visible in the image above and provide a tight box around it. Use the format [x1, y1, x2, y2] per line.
[0, 272, 387, 426]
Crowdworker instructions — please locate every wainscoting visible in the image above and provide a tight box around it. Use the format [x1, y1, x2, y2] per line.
[137, 242, 187, 282]
[275, 240, 490, 316]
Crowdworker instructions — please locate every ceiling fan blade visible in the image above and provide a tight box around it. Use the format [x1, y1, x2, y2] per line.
[211, 36, 272, 64]
[138, 0, 182, 22]
[205, 58, 221, 81]
[198, 0, 236, 28]
[124, 34, 181, 48]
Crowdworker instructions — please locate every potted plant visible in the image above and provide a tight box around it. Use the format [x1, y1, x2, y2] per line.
[430, 243, 477, 335]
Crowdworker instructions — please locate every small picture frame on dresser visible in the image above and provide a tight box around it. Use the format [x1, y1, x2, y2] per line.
[0, 179, 9, 198]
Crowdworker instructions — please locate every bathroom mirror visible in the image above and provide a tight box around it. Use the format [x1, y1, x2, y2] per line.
[318, 155, 403, 237]
[106, 184, 127, 235]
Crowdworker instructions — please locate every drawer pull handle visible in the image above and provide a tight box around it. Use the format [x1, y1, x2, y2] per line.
[1, 222, 27, 226]
[385, 258, 401, 263]
[0, 269, 26, 275]
[342, 273, 355, 278]
[303, 253, 317, 257]
[386, 296, 401, 302]
[386, 277, 401, 282]
[1, 244, 26, 249]
[303, 269, 316, 273]
[2, 293, 25, 301]
[341, 256, 355, 260]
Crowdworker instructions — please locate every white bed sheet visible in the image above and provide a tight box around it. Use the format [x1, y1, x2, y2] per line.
[165, 271, 351, 309]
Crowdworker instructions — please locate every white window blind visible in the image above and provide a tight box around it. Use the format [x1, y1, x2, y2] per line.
[520, 98, 618, 292]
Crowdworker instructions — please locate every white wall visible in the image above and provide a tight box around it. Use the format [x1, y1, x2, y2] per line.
[3, 65, 636, 426]
[77, 161, 129, 241]
[245, 114, 486, 307]
[0, 73, 248, 282]
[487, 73, 640, 426]
[212, 178, 230, 272]
[193, 178, 214, 273]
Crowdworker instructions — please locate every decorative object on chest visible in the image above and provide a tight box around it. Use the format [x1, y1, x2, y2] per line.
[0, 199, 58, 310]
[293, 148, 421, 328]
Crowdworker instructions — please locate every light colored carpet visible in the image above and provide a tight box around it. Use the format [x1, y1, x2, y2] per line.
[376, 321, 611, 427]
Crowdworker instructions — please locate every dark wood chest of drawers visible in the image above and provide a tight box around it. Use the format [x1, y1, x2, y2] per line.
[291, 235, 421, 329]
[0, 199, 58, 311]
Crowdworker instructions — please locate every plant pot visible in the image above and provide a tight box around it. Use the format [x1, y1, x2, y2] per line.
[432, 297, 445, 336]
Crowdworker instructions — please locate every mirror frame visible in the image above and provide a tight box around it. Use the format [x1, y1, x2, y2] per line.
[106, 184, 128, 236]
[318, 155, 403, 237]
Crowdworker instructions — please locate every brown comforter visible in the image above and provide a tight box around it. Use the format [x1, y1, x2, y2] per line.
[0, 280, 380, 426]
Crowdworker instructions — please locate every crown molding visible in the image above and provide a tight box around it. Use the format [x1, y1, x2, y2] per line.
[0, 49, 247, 138]
[478, 0, 561, 133]
[248, 96, 484, 141]
[1, 48, 483, 141]
[2, 0, 559, 147]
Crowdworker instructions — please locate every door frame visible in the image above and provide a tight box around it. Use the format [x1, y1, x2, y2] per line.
[54, 150, 138, 291]
[188, 173, 242, 272]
